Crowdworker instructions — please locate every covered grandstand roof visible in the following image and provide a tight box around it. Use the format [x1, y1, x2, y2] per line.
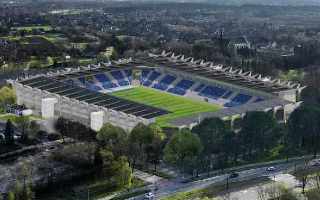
[54, 65, 131, 81]
[135, 52, 302, 94]
[19, 76, 169, 119]
[170, 98, 291, 127]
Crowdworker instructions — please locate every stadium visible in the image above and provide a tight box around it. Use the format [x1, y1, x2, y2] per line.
[12, 51, 303, 131]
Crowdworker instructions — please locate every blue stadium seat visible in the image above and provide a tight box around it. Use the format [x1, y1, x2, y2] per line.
[141, 70, 161, 86]
[254, 97, 264, 103]
[194, 84, 205, 92]
[153, 75, 176, 91]
[85, 82, 102, 92]
[111, 70, 130, 86]
[200, 86, 227, 99]
[102, 82, 118, 89]
[168, 79, 194, 95]
[95, 73, 119, 89]
[148, 71, 161, 82]
[168, 87, 187, 95]
[111, 70, 125, 81]
[175, 80, 194, 90]
[124, 70, 133, 82]
[224, 93, 252, 107]
[141, 69, 151, 79]
[142, 80, 153, 87]
[222, 91, 233, 99]
[95, 73, 110, 83]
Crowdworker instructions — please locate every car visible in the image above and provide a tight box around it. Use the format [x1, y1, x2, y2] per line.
[266, 166, 276, 172]
[229, 172, 239, 179]
[311, 160, 320, 166]
[144, 192, 154, 199]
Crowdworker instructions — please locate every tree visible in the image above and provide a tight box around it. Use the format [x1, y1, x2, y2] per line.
[99, 148, 132, 188]
[288, 105, 320, 157]
[99, 148, 115, 176]
[54, 117, 69, 142]
[164, 129, 203, 174]
[96, 123, 128, 156]
[7, 192, 15, 200]
[27, 59, 41, 69]
[192, 118, 232, 172]
[52, 143, 96, 168]
[27, 121, 40, 141]
[128, 123, 154, 168]
[14, 116, 30, 142]
[239, 111, 278, 159]
[0, 86, 16, 113]
[4, 119, 14, 145]
[14, 163, 34, 200]
[55, 117, 96, 142]
[112, 156, 132, 189]
[145, 124, 166, 171]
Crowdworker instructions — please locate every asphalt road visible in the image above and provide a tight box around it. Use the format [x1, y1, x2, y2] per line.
[131, 158, 315, 200]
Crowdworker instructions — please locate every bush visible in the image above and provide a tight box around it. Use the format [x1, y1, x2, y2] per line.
[51, 143, 96, 168]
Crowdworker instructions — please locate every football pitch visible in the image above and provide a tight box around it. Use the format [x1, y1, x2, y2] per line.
[111, 86, 221, 127]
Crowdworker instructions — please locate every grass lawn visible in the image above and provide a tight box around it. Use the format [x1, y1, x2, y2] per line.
[12, 25, 53, 31]
[41, 33, 68, 43]
[111, 87, 221, 127]
[0, 113, 42, 123]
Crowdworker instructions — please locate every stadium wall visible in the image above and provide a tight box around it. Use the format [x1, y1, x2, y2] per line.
[13, 82, 154, 132]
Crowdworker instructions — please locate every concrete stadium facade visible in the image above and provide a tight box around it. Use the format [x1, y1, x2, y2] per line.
[11, 51, 304, 131]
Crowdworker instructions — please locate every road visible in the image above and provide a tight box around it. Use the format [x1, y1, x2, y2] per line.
[131, 158, 316, 200]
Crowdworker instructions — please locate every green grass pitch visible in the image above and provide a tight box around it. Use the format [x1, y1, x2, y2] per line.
[111, 86, 221, 127]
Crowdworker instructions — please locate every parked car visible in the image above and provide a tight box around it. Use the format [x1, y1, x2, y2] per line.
[310, 160, 320, 166]
[144, 192, 154, 199]
[266, 166, 276, 172]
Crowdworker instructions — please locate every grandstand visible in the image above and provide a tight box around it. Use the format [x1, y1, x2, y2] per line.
[12, 51, 303, 131]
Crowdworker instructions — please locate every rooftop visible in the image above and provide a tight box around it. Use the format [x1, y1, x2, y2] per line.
[19, 76, 169, 119]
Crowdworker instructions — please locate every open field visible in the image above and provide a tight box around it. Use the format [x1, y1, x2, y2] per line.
[11, 25, 53, 32]
[111, 87, 221, 127]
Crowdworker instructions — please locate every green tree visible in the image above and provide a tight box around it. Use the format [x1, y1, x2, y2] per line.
[239, 111, 278, 159]
[109, 49, 118, 61]
[99, 148, 115, 176]
[0, 86, 16, 113]
[54, 117, 69, 142]
[96, 123, 127, 156]
[4, 119, 14, 145]
[27, 121, 40, 141]
[145, 124, 166, 171]
[7, 192, 15, 200]
[99, 148, 132, 188]
[192, 118, 231, 171]
[288, 105, 320, 157]
[14, 116, 30, 142]
[14, 163, 34, 200]
[112, 156, 132, 189]
[164, 129, 203, 174]
[27, 59, 41, 69]
[128, 123, 154, 168]
[55, 117, 96, 142]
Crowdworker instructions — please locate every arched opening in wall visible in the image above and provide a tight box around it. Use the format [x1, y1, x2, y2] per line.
[275, 108, 285, 121]
[233, 117, 242, 130]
